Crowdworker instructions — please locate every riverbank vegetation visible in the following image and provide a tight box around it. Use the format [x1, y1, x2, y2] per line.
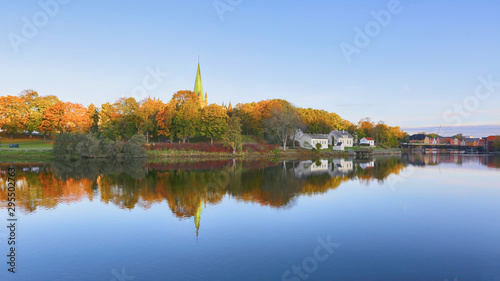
[1, 90, 409, 152]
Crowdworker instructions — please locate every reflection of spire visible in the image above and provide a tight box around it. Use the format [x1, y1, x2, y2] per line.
[194, 199, 203, 239]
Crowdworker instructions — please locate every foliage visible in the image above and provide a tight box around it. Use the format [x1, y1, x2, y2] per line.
[40, 102, 91, 135]
[171, 91, 201, 143]
[53, 133, 147, 158]
[222, 116, 243, 154]
[264, 104, 302, 150]
[200, 103, 228, 144]
[0, 95, 28, 137]
[137, 97, 164, 143]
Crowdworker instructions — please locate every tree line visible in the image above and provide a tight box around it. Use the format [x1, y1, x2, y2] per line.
[0, 89, 409, 148]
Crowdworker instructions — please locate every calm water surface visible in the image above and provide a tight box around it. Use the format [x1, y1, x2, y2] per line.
[1, 155, 499, 281]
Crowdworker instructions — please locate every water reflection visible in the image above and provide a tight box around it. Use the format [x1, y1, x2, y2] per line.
[1, 155, 498, 218]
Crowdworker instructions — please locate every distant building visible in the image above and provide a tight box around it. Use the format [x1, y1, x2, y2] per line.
[360, 137, 375, 147]
[486, 136, 500, 151]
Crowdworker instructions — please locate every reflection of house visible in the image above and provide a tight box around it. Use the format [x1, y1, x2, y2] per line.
[331, 159, 353, 175]
[294, 160, 329, 177]
[359, 161, 374, 169]
[360, 137, 375, 147]
[329, 130, 354, 151]
[294, 159, 353, 178]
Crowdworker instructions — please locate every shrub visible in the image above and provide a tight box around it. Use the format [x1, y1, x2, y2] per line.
[54, 133, 147, 158]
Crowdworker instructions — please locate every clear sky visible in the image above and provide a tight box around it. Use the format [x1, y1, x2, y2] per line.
[1, 0, 499, 135]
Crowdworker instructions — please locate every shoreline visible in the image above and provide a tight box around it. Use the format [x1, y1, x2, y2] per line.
[0, 148, 403, 162]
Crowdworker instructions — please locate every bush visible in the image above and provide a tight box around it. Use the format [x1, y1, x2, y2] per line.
[359, 143, 370, 147]
[54, 133, 147, 158]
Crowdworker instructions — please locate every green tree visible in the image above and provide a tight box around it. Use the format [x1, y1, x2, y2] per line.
[200, 103, 228, 144]
[171, 91, 201, 143]
[223, 116, 242, 155]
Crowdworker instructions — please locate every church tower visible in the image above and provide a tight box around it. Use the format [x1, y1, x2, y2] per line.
[194, 61, 207, 108]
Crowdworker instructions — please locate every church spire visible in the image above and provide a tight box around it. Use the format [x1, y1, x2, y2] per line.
[194, 61, 205, 102]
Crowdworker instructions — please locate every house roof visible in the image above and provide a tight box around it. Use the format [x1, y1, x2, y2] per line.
[363, 137, 374, 141]
[330, 130, 353, 139]
[309, 134, 329, 140]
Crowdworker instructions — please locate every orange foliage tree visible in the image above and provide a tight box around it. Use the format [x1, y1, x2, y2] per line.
[39, 102, 91, 135]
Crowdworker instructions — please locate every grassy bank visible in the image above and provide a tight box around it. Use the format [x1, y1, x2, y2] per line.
[0, 150, 54, 161]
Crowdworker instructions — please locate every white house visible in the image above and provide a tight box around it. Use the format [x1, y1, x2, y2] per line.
[328, 130, 354, 151]
[360, 137, 375, 147]
[297, 133, 329, 149]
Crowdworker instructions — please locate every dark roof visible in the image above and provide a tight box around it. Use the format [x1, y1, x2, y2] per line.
[309, 134, 329, 140]
[330, 130, 353, 139]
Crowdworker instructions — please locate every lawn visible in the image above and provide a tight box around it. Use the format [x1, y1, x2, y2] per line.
[0, 133, 54, 150]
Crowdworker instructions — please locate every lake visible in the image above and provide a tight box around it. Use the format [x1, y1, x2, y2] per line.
[1, 155, 499, 281]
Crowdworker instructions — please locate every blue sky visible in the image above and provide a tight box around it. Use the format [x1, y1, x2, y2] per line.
[1, 0, 499, 136]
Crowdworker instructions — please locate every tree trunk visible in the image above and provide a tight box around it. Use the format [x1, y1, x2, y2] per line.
[10, 133, 13, 139]
[211, 137, 213, 145]
[146, 130, 149, 143]
[283, 139, 286, 151]
[44, 134, 46, 140]
[233, 146, 236, 155]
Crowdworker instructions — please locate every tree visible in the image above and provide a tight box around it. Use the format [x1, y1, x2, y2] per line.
[137, 97, 164, 143]
[493, 137, 500, 150]
[222, 116, 242, 155]
[357, 117, 374, 139]
[156, 101, 176, 140]
[264, 105, 301, 150]
[171, 91, 201, 143]
[39, 102, 91, 135]
[200, 103, 228, 144]
[452, 133, 465, 139]
[99, 98, 139, 140]
[87, 103, 99, 134]
[21, 91, 60, 138]
[0, 95, 27, 138]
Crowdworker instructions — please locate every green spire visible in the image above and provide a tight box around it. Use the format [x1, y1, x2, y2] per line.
[194, 62, 205, 101]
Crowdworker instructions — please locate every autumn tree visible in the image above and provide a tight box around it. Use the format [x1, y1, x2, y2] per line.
[18, 90, 61, 138]
[39, 102, 91, 135]
[99, 98, 139, 140]
[200, 103, 228, 144]
[223, 116, 242, 155]
[137, 97, 164, 143]
[156, 101, 176, 140]
[264, 105, 301, 150]
[357, 117, 375, 139]
[0, 95, 27, 138]
[170, 91, 201, 143]
[296, 108, 341, 134]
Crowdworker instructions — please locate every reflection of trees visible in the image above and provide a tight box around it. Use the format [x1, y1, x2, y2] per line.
[1, 157, 413, 216]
